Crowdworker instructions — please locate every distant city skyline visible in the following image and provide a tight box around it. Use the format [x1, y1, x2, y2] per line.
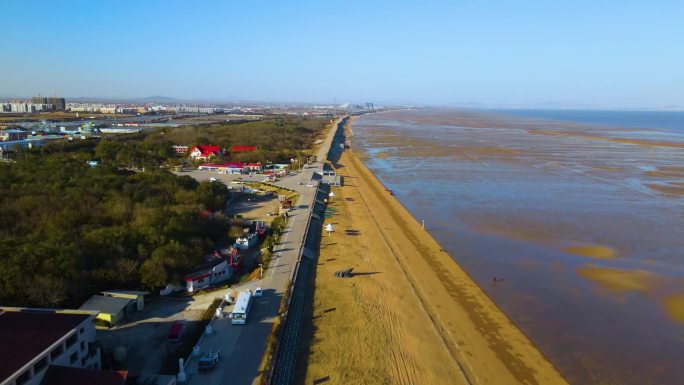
[2, 0, 683, 108]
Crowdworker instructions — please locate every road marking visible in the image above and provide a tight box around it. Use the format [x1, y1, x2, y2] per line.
[270, 211, 296, 277]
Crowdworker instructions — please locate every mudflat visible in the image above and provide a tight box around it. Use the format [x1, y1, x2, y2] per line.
[346, 109, 684, 384]
[300, 123, 567, 384]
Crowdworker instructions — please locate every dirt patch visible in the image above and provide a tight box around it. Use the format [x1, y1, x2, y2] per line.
[527, 129, 684, 149]
[226, 194, 280, 222]
[576, 265, 661, 292]
[662, 294, 684, 324]
[645, 166, 684, 178]
[564, 245, 617, 259]
[646, 182, 684, 197]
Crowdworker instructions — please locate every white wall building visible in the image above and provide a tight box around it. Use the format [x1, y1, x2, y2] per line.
[0, 309, 101, 385]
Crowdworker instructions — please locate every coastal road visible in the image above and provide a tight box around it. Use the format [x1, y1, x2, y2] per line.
[184, 117, 343, 385]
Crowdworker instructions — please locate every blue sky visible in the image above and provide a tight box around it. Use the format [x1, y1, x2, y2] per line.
[1, 0, 683, 107]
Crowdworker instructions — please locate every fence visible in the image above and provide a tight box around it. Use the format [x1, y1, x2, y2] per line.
[269, 182, 329, 385]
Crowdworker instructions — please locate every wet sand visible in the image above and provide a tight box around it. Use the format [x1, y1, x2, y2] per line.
[349, 109, 684, 385]
[301, 121, 567, 384]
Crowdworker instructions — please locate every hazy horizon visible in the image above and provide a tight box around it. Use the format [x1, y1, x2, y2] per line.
[2, 0, 683, 108]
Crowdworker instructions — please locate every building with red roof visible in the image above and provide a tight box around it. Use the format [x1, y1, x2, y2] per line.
[198, 162, 245, 174]
[189, 145, 221, 161]
[244, 162, 263, 172]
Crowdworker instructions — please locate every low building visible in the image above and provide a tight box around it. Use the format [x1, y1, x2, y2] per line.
[189, 145, 221, 161]
[184, 259, 231, 293]
[172, 145, 189, 154]
[0, 129, 29, 142]
[78, 296, 134, 326]
[198, 162, 245, 174]
[100, 290, 148, 312]
[0, 308, 101, 385]
[244, 162, 262, 173]
[234, 232, 258, 250]
[40, 366, 128, 385]
[99, 107, 117, 114]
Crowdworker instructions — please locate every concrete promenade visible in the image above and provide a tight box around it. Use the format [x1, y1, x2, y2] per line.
[184, 117, 343, 385]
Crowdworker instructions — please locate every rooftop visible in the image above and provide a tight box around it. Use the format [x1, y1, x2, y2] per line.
[200, 162, 244, 168]
[185, 258, 226, 281]
[100, 290, 149, 297]
[41, 365, 128, 385]
[231, 145, 257, 152]
[191, 145, 221, 156]
[0, 310, 91, 381]
[79, 295, 132, 315]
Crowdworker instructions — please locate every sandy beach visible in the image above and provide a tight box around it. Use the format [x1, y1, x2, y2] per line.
[300, 119, 567, 384]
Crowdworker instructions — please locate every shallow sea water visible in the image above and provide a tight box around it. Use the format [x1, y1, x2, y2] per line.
[352, 109, 684, 385]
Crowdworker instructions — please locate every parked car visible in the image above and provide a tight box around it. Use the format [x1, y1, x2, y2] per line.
[198, 351, 221, 373]
[167, 323, 184, 342]
[254, 287, 263, 297]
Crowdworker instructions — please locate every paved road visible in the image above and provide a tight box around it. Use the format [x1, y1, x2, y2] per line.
[184, 117, 343, 385]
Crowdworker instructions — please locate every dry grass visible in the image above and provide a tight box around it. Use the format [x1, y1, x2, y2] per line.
[256, 315, 283, 385]
[303, 194, 459, 385]
[564, 245, 617, 259]
[300, 142, 568, 384]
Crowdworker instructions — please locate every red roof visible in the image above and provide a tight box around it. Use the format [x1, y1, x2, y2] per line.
[231, 145, 257, 152]
[245, 163, 262, 167]
[191, 145, 221, 157]
[200, 162, 244, 168]
[41, 366, 128, 385]
[0, 311, 91, 381]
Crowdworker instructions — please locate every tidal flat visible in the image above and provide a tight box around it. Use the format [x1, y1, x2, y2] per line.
[352, 108, 684, 385]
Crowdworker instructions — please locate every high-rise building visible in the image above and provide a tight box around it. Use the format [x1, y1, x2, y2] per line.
[47, 97, 66, 111]
[31, 96, 66, 111]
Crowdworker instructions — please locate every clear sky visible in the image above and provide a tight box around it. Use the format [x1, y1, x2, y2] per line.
[2, 0, 683, 107]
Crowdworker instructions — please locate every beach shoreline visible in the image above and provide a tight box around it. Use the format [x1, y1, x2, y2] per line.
[301, 116, 567, 384]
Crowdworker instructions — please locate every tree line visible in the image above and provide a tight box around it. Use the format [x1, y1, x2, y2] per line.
[0, 117, 326, 308]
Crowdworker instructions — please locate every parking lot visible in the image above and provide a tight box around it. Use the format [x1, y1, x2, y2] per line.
[97, 288, 232, 375]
